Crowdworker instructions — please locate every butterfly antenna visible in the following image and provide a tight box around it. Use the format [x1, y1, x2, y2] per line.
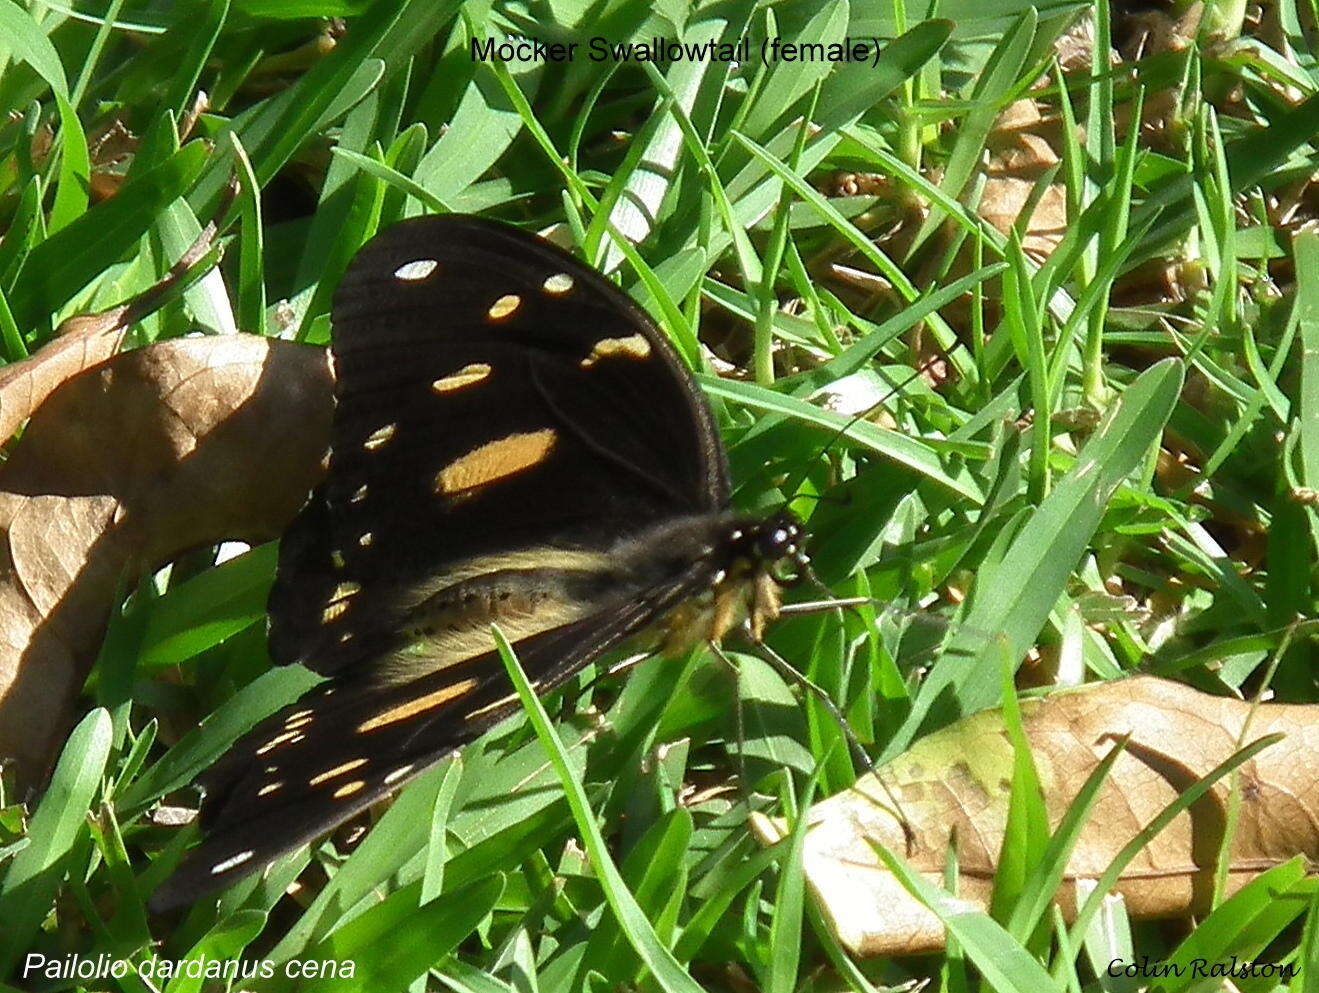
[778, 587, 1004, 666]
[782, 353, 951, 508]
[777, 596, 875, 615]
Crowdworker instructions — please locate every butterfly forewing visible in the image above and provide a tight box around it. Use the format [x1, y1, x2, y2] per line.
[268, 216, 727, 675]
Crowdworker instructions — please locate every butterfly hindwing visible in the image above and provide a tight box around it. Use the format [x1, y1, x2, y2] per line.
[149, 547, 725, 910]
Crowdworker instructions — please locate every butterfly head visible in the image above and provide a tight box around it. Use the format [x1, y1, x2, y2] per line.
[730, 510, 811, 587]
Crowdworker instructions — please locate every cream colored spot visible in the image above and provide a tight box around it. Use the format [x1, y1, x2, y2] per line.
[257, 782, 283, 797]
[356, 678, 480, 732]
[310, 758, 369, 786]
[383, 764, 416, 785]
[432, 363, 493, 394]
[332, 780, 367, 799]
[285, 714, 313, 730]
[351, 484, 368, 503]
[488, 294, 520, 320]
[323, 581, 360, 623]
[434, 429, 556, 497]
[256, 730, 304, 756]
[542, 272, 574, 295]
[364, 424, 396, 451]
[580, 333, 652, 368]
[465, 690, 520, 721]
[359, 532, 374, 547]
[211, 850, 255, 875]
[330, 550, 346, 570]
[394, 259, 438, 281]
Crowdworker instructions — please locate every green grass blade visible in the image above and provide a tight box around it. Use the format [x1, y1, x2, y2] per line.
[889, 359, 1185, 754]
[0, 709, 112, 974]
[492, 626, 706, 993]
[9, 142, 207, 328]
[0, 1, 70, 100]
[870, 837, 1063, 993]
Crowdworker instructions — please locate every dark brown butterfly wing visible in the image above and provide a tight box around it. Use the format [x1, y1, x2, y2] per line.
[149, 567, 710, 909]
[150, 216, 732, 911]
[268, 214, 728, 676]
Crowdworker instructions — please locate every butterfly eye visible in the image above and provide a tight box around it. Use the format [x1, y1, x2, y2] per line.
[761, 529, 786, 556]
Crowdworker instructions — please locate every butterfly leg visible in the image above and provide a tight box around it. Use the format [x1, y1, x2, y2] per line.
[741, 636, 877, 778]
[705, 641, 753, 798]
[748, 638, 925, 853]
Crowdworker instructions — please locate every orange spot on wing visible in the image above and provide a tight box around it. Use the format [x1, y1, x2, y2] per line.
[356, 677, 481, 732]
[580, 333, 652, 368]
[434, 429, 557, 497]
[432, 363, 492, 393]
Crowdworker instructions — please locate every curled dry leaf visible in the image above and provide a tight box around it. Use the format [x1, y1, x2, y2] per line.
[752, 676, 1318, 957]
[0, 335, 331, 791]
[0, 217, 223, 445]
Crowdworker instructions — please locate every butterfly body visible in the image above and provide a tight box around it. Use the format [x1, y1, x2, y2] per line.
[149, 216, 809, 912]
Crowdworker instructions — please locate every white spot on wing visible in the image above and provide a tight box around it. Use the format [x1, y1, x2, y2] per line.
[364, 424, 396, 451]
[211, 850, 255, 875]
[542, 272, 574, 295]
[394, 259, 438, 281]
[256, 730, 300, 755]
[488, 294, 520, 320]
[323, 581, 361, 623]
[384, 764, 415, 785]
[359, 532, 374, 547]
[351, 484, 368, 503]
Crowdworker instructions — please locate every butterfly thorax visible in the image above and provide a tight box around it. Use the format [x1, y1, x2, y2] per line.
[648, 510, 810, 652]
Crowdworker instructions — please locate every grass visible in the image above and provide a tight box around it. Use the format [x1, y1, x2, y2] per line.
[0, 0, 1317, 990]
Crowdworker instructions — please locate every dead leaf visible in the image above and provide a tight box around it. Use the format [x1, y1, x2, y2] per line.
[0, 335, 331, 791]
[753, 676, 1318, 956]
[981, 99, 1068, 262]
[0, 218, 223, 445]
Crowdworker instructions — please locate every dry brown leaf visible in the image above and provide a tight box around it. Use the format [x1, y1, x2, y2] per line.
[753, 676, 1319, 957]
[0, 335, 331, 791]
[981, 99, 1068, 262]
[0, 219, 222, 445]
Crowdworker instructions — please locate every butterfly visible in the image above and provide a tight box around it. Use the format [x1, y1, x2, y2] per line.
[149, 214, 811, 911]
